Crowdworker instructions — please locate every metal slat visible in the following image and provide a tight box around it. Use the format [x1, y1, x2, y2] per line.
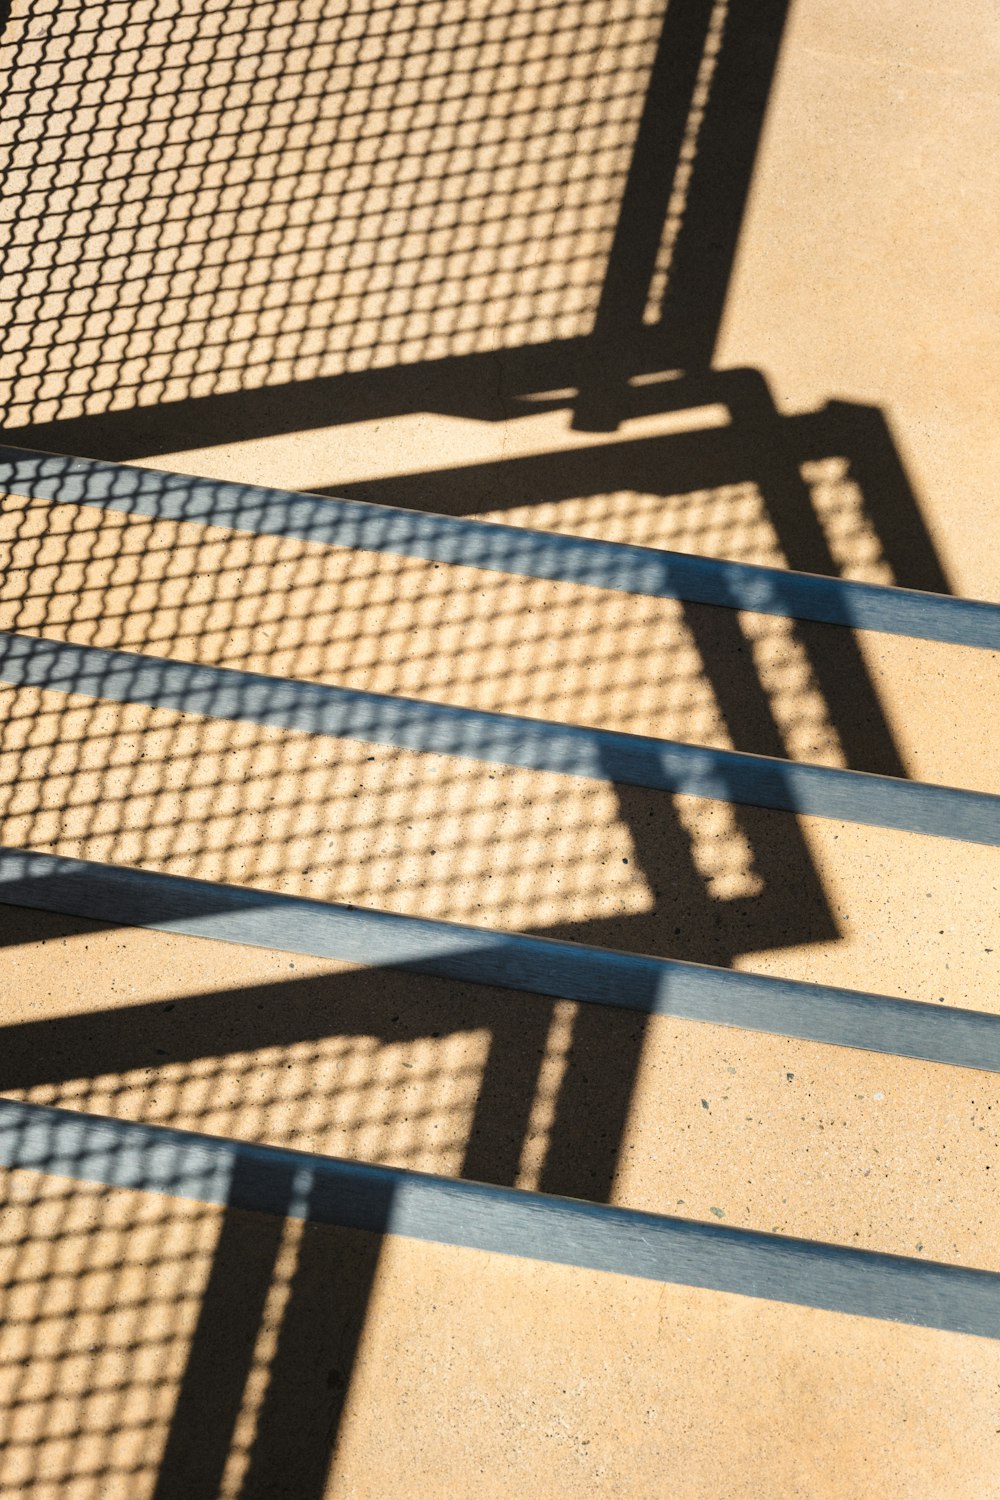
[2, 445, 998, 646]
[1, 1099, 997, 1338]
[1, 850, 997, 1072]
[1, 632, 998, 844]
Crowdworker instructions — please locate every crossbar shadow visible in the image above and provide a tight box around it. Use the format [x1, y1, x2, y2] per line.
[0, 0, 981, 1493]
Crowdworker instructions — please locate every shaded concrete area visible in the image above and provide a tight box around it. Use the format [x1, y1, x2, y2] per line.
[0, 0, 998, 1495]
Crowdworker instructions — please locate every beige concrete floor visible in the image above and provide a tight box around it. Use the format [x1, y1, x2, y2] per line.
[0, 0, 998, 1495]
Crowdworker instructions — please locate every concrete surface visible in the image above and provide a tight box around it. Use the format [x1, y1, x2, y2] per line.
[0, 0, 998, 1494]
[3, 1172, 999, 1500]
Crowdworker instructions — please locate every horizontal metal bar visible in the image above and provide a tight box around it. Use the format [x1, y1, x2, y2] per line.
[1, 849, 997, 1072]
[0, 1098, 996, 1337]
[2, 632, 997, 844]
[1, 445, 997, 647]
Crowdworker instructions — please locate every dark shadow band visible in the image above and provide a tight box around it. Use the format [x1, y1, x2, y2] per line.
[1, 1097, 997, 1339]
[1, 850, 996, 1072]
[2, 631, 997, 843]
[2, 445, 997, 646]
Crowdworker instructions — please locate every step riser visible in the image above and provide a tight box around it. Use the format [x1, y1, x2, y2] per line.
[1, 849, 996, 1072]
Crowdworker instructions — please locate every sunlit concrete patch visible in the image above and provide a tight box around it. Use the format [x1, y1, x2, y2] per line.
[335, 1238, 1000, 1500]
[839, 626, 1000, 794]
[729, 810, 1000, 1009]
[712, 0, 1000, 603]
[608, 1014, 1000, 1271]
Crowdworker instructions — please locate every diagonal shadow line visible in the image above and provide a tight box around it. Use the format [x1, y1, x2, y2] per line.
[2, 631, 997, 841]
[1, 857, 997, 1078]
[3, 1099, 999, 1341]
[786, 401, 955, 598]
[1, 438, 992, 640]
[0, 334, 599, 463]
[572, 0, 719, 430]
[654, 0, 792, 370]
[147, 1153, 293, 1500]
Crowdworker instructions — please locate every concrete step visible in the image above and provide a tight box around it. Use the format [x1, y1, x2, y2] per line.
[1, 448, 998, 1498]
[1, 1164, 996, 1500]
[1, 884, 998, 1268]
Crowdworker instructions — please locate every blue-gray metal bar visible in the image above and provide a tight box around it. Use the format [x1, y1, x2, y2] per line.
[1, 445, 997, 647]
[1, 850, 996, 1072]
[0, 1099, 996, 1337]
[1, 632, 997, 844]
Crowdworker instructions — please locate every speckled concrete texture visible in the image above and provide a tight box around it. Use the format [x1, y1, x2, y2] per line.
[0, 0, 998, 1493]
[2, 1170, 999, 1499]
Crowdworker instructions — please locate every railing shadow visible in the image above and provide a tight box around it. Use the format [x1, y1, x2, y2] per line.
[0, 0, 981, 1493]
